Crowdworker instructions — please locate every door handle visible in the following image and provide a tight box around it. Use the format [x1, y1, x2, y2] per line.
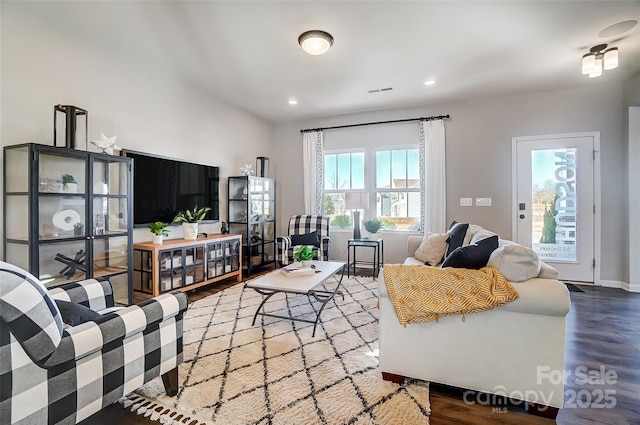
[519, 214, 525, 219]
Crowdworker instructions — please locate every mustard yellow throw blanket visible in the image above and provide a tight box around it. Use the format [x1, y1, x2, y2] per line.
[383, 265, 519, 325]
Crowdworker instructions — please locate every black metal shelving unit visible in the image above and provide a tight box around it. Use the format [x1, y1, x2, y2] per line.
[227, 175, 276, 276]
[3, 143, 133, 305]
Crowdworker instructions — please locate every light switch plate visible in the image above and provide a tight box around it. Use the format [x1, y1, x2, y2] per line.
[460, 198, 473, 206]
[476, 197, 492, 206]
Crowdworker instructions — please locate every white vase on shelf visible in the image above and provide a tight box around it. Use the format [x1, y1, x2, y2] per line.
[182, 223, 198, 240]
[152, 234, 163, 245]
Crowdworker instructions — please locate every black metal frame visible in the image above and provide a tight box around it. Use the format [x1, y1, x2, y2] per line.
[2, 143, 134, 304]
[249, 265, 345, 337]
[227, 175, 277, 277]
[347, 238, 384, 279]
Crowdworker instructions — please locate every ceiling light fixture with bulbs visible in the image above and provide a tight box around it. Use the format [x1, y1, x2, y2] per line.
[298, 30, 334, 55]
[582, 44, 618, 78]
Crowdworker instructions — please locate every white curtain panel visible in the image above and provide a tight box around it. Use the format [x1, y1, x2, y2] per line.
[302, 130, 324, 214]
[419, 119, 447, 234]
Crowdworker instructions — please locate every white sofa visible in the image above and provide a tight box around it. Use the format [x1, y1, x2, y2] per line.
[378, 226, 570, 417]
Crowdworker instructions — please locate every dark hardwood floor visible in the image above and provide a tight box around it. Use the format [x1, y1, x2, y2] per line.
[85, 277, 640, 425]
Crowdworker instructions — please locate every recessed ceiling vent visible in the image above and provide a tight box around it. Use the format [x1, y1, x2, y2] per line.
[368, 87, 394, 93]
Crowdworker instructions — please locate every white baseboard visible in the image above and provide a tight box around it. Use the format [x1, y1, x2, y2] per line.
[598, 280, 623, 288]
[598, 280, 640, 293]
[621, 282, 640, 293]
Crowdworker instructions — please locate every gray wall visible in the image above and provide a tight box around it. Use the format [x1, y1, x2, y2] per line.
[274, 82, 628, 283]
[1, 3, 275, 246]
[626, 72, 640, 291]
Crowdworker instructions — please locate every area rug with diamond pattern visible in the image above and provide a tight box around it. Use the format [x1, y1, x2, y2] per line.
[121, 275, 430, 425]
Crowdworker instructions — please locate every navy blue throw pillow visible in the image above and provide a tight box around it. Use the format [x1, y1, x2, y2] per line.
[291, 231, 320, 247]
[55, 300, 102, 326]
[446, 222, 469, 257]
[442, 235, 499, 269]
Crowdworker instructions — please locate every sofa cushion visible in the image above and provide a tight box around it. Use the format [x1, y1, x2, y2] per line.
[442, 235, 499, 269]
[488, 244, 542, 282]
[446, 222, 469, 257]
[414, 232, 449, 266]
[404, 257, 426, 266]
[55, 300, 103, 327]
[538, 261, 559, 280]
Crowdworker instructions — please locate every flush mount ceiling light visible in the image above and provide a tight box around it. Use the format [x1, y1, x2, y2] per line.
[582, 44, 618, 78]
[298, 30, 334, 55]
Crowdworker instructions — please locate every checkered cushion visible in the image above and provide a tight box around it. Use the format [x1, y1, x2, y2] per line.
[277, 215, 331, 265]
[0, 263, 63, 366]
[0, 267, 188, 425]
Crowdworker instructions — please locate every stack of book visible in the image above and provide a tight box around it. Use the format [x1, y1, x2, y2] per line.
[280, 265, 317, 278]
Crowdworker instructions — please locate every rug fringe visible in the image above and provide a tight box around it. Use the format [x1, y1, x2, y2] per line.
[120, 395, 209, 425]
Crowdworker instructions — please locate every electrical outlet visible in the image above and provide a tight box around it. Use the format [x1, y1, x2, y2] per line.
[460, 198, 473, 207]
[476, 197, 492, 207]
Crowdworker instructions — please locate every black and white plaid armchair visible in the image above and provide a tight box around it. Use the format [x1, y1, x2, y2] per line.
[0, 261, 188, 425]
[277, 215, 331, 266]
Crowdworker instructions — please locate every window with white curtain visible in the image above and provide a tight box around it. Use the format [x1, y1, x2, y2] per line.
[375, 148, 420, 230]
[321, 122, 421, 231]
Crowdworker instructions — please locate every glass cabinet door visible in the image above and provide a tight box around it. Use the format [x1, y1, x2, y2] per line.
[90, 156, 132, 305]
[37, 151, 88, 285]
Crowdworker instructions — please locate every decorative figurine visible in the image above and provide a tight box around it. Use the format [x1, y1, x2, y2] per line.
[221, 221, 229, 234]
[90, 133, 121, 154]
[240, 163, 254, 176]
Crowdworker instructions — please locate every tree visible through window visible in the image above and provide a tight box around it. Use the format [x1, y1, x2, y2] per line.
[323, 152, 364, 229]
[322, 148, 420, 231]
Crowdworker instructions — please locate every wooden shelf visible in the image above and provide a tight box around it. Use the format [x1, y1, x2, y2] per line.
[133, 234, 243, 300]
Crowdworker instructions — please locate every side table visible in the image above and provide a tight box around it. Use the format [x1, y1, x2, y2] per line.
[347, 238, 384, 279]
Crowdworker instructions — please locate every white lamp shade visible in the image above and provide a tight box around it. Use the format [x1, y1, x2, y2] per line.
[298, 30, 333, 55]
[582, 53, 596, 74]
[345, 192, 369, 209]
[589, 57, 603, 78]
[604, 48, 619, 70]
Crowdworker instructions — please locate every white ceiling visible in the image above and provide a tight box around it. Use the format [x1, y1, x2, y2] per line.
[12, 1, 640, 123]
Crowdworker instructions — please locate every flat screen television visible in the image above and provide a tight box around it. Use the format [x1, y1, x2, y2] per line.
[123, 150, 220, 226]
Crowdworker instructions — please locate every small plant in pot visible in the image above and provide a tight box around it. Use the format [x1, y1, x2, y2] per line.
[148, 221, 170, 245]
[59, 174, 78, 193]
[73, 222, 84, 236]
[363, 218, 383, 236]
[173, 206, 211, 240]
[293, 246, 315, 268]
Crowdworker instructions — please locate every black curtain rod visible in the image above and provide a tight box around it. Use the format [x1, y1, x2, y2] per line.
[299, 114, 450, 133]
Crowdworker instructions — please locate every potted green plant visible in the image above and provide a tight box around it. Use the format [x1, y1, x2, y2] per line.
[363, 218, 383, 235]
[59, 174, 78, 193]
[293, 246, 315, 268]
[148, 221, 170, 245]
[73, 222, 84, 236]
[173, 206, 211, 240]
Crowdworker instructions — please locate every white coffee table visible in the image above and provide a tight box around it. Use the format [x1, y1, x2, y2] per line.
[245, 260, 345, 337]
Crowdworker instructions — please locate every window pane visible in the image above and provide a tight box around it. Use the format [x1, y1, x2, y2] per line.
[407, 149, 420, 187]
[352, 152, 365, 189]
[377, 191, 420, 231]
[376, 150, 390, 189]
[391, 150, 407, 188]
[407, 191, 421, 218]
[324, 193, 353, 228]
[324, 155, 336, 190]
[337, 154, 351, 189]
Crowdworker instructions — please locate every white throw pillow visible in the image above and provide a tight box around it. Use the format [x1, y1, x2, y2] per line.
[487, 244, 542, 282]
[414, 232, 449, 266]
